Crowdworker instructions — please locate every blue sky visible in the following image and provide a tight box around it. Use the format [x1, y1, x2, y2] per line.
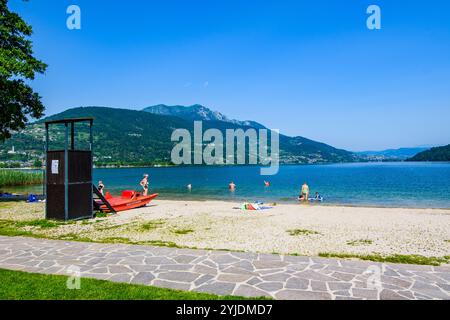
[9, 0, 450, 151]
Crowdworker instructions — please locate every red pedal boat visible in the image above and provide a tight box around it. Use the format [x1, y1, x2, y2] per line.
[100, 190, 158, 212]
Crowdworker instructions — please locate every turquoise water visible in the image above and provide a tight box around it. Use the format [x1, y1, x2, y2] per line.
[92, 162, 450, 208]
[5, 163, 450, 208]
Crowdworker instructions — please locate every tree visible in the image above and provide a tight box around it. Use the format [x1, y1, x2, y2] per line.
[0, 0, 47, 142]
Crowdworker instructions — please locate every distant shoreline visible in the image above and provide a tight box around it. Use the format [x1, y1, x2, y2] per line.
[3, 160, 450, 170]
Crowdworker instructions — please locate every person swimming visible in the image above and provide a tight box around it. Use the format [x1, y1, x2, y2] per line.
[229, 181, 236, 191]
[314, 192, 323, 201]
[140, 174, 149, 196]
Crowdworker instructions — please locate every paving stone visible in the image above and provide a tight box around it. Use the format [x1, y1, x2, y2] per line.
[328, 282, 352, 291]
[253, 260, 288, 269]
[153, 280, 191, 291]
[283, 255, 311, 263]
[234, 284, 271, 298]
[109, 274, 132, 283]
[285, 277, 309, 290]
[332, 272, 355, 282]
[352, 288, 379, 300]
[173, 255, 197, 264]
[193, 265, 218, 275]
[217, 273, 253, 283]
[195, 282, 236, 295]
[232, 260, 255, 271]
[158, 264, 193, 271]
[436, 283, 450, 292]
[144, 257, 175, 265]
[158, 271, 201, 283]
[131, 272, 155, 284]
[222, 266, 255, 276]
[202, 260, 217, 268]
[312, 257, 342, 266]
[310, 280, 327, 292]
[258, 268, 284, 275]
[411, 281, 450, 300]
[275, 290, 331, 300]
[247, 277, 263, 285]
[396, 290, 415, 300]
[108, 265, 133, 274]
[258, 253, 281, 261]
[310, 264, 326, 270]
[380, 289, 409, 300]
[433, 272, 450, 282]
[82, 273, 112, 280]
[286, 264, 309, 272]
[209, 254, 239, 265]
[335, 296, 363, 300]
[295, 270, 338, 282]
[380, 275, 412, 289]
[334, 290, 351, 297]
[256, 282, 284, 292]
[261, 273, 291, 282]
[129, 264, 158, 272]
[89, 267, 108, 274]
[230, 252, 258, 260]
[194, 274, 215, 286]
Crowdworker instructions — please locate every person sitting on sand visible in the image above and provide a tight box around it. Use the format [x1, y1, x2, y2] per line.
[264, 181, 270, 187]
[98, 181, 105, 196]
[229, 181, 236, 191]
[299, 182, 309, 201]
[140, 174, 149, 196]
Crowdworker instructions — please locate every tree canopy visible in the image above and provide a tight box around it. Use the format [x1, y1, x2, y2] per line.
[0, 0, 47, 141]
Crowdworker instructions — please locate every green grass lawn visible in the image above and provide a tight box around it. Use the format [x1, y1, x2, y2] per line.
[0, 269, 256, 300]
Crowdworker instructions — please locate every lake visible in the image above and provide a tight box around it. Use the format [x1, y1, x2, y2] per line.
[5, 162, 450, 208]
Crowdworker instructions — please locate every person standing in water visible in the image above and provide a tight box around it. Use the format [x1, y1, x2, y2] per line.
[264, 181, 270, 187]
[140, 174, 149, 196]
[299, 182, 309, 201]
[229, 181, 236, 191]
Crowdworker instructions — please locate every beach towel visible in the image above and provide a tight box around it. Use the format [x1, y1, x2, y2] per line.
[240, 203, 273, 211]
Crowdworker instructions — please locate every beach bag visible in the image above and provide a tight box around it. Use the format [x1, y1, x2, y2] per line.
[27, 194, 38, 203]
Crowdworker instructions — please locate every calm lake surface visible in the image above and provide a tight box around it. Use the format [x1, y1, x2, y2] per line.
[6, 162, 450, 208]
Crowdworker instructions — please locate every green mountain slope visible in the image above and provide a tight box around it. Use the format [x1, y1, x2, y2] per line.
[407, 145, 450, 162]
[0, 106, 357, 166]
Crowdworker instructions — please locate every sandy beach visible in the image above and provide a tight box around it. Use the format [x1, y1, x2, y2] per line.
[1, 200, 449, 259]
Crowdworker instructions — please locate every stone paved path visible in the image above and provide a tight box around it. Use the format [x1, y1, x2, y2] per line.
[0, 236, 449, 300]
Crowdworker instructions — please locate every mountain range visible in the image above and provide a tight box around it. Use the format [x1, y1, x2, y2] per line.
[0, 104, 358, 166]
[356, 147, 430, 161]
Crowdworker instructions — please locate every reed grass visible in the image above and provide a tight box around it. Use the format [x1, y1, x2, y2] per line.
[0, 170, 43, 187]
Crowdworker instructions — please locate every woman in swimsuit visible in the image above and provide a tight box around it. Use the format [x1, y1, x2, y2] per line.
[98, 181, 105, 195]
[140, 174, 149, 196]
[299, 182, 309, 202]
